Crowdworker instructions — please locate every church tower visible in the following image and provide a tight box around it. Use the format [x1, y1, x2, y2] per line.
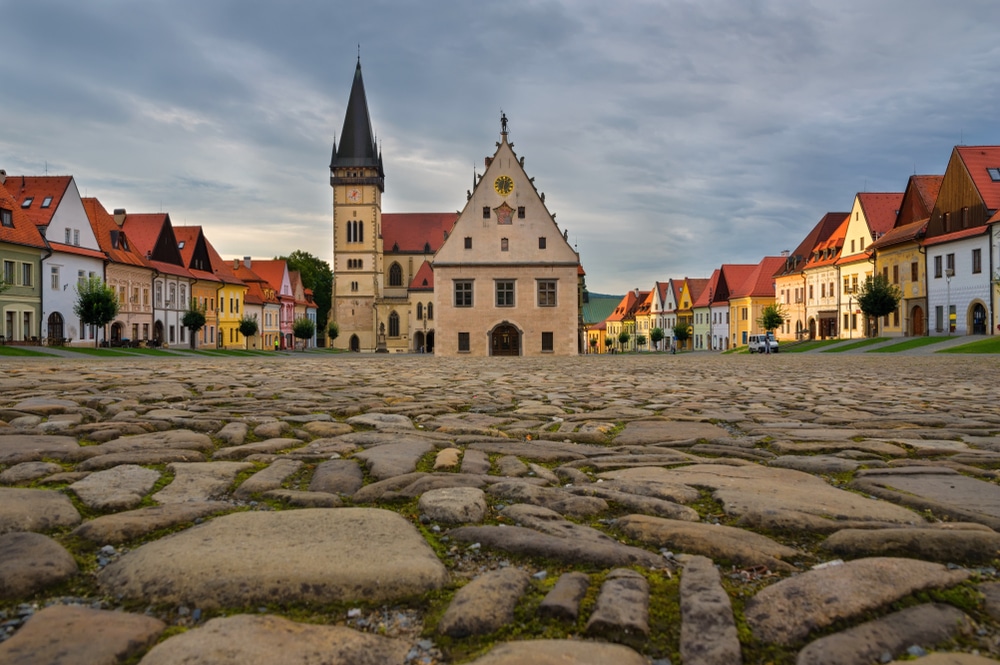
[330, 58, 385, 351]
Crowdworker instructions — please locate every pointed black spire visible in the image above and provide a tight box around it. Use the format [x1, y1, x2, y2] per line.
[330, 60, 385, 190]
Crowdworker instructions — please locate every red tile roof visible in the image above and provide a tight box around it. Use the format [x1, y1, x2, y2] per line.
[409, 260, 434, 291]
[718, 264, 757, 301]
[731, 257, 785, 299]
[606, 290, 648, 322]
[232, 262, 279, 305]
[45, 241, 107, 260]
[0, 180, 48, 249]
[858, 192, 904, 238]
[774, 213, 849, 277]
[173, 227, 221, 283]
[869, 218, 928, 251]
[911, 175, 943, 214]
[922, 224, 989, 247]
[684, 278, 710, 306]
[82, 198, 148, 268]
[249, 260, 290, 297]
[2, 175, 72, 228]
[805, 217, 849, 269]
[956, 146, 1000, 210]
[693, 270, 720, 308]
[382, 213, 458, 253]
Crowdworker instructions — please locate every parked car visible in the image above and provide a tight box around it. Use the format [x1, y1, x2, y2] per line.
[748, 333, 778, 353]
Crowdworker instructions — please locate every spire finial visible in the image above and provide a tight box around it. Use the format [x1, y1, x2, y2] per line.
[357, 44, 361, 64]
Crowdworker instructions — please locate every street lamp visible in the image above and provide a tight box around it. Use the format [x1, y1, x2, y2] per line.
[848, 295, 853, 340]
[946, 268, 954, 335]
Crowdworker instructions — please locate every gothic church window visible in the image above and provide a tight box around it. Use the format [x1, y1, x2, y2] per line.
[389, 311, 400, 337]
[389, 263, 403, 287]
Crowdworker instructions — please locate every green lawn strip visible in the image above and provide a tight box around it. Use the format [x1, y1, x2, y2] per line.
[866, 336, 950, 353]
[782, 339, 844, 353]
[820, 337, 888, 353]
[938, 337, 1000, 354]
[0, 346, 55, 357]
[58, 347, 137, 357]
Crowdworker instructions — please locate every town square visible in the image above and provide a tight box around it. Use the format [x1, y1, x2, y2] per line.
[2, 350, 1000, 664]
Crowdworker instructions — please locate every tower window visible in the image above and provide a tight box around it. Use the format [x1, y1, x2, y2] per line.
[538, 237, 546, 249]
[464, 237, 472, 249]
[482, 206, 490, 219]
[501, 238, 509, 251]
[518, 206, 525, 219]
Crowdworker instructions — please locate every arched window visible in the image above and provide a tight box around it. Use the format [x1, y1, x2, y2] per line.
[416, 302, 423, 320]
[358, 221, 363, 243]
[346, 221, 353, 243]
[388, 311, 400, 337]
[389, 263, 403, 287]
[427, 303, 433, 320]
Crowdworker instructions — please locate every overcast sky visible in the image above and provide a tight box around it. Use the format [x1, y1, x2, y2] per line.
[3, 1, 998, 294]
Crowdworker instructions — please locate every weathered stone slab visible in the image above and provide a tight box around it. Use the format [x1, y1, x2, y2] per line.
[0, 532, 78, 599]
[0, 461, 63, 484]
[285, 437, 359, 460]
[137, 614, 407, 665]
[768, 439, 908, 457]
[214, 437, 304, 460]
[595, 476, 701, 503]
[251, 420, 292, 439]
[769, 455, 861, 474]
[852, 468, 1000, 530]
[614, 419, 733, 444]
[69, 464, 161, 511]
[299, 420, 353, 437]
[346, 412, 415, 429]
[11, 397, 80, 415]
[460, 448, 491, 474]
[309, 459, 364, 495]
[0, 487, 81, 534]
[384, 473, 493, 499]
[78, 449, 206, 471]
[487, 481, 607, 517]
[538, 571, 590, 621]
[94, 430, 215, 454]
[821, 527, 1000, 563]
[585, 568, 649, 644]
[153, 461, 253, 504]
[680, 555, 742, 665]
[261, 489, 343, 507]
[234, 459, 303, 499]
[418, 487, 487, 524]
[796, 603, 972, 665]
[71, 502, 231, 544]
[468, 439, 586, 462]
[215, 421, 248, 445]
[745, 557, 970, 645]
[434, 447, 461, 469]
[0, 434, 93, 464]
[353, 440, 434, 479]
[463, 639, 648, 665]
[438, 568, 530, 637]
[98, 508, 449, 608]
[0, 604, 165, 665]
[568, 485, 699, 521]
[497, 454, 528, 476]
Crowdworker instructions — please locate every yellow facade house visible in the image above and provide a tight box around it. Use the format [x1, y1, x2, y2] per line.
[728, 256, 785, 348]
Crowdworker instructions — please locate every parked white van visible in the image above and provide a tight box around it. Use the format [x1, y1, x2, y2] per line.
[748, 333, 778, 353]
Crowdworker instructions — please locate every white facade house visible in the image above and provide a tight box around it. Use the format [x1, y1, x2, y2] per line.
[925, 227, 991, 336]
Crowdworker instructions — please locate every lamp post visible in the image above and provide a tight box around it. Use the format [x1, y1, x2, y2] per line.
[849, 295, 853, 340]
[946, 268, 954, 335]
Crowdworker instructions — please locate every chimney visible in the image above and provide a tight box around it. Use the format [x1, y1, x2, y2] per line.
[113, 208, 126, 226]
[243, 256, 251, 269]
[780, 249, 789, 258]
[634, 288, 639, 297]
[0, 169, 6, 185]
[233, 258, 240, 271]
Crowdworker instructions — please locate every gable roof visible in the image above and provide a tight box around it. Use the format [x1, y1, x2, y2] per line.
[582, 294, 622, 325]
[717, 264, 756, 302]
[173, 226, 221, 283]
[956, 146, 1000, 210]
[684, 278, 710, 306]
[858, 192, 904, 238]
[606, 290, 648, 323]
[869, 218, 928, 251]
[0, 180, 48, 249]
[82, 198, 148, 268]
[232, 261, 278, 305]
[774, 212, 850, 278]
[693, 270, 720, 308]
[2, 175, 72, 228]
[731, 257, 785, 299]
[383, 213, 458, 254]
[409, 260, 434, 291]
[249, 259, 290, 297]
[121, 212, 192, 278]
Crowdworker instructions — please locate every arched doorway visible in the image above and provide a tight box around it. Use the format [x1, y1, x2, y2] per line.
[490, 323, 520, 356]
[426, 330, 435, 354]
[910, 305, 924, 336]
[807, 318, 816, 340]
[47, 312, 64, 342]
[110, 322, 124, 344]
[349, 334, 360, 352]
[971, 302, 987, 335]
[153, 321, 164, 345]
[414, 331, 425, 353]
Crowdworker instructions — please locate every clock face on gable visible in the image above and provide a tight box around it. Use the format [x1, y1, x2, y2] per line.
[493, 175, 514, 197]
[347, 188, 361, 202]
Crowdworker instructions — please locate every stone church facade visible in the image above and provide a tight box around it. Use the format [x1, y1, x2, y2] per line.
[329, 61, 582, 355]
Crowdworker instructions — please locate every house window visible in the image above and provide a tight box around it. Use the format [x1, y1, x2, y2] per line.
[892, 265, 899, 284]
[416, 303, 423, 320]
[893, 308, 899, 327]
[988, 167, 1000, 182]
[843, 313, 849, 330]
[537, 280, 557, 307]
[843, 277, 850, 294]
[934, 255, 942, 278]
[21, 197, 33, 208]
[458, 332, 470, 352]
[389, 263, 403, 287]
[851, 239, 855, 253]
[943, 212, 951, 233]
[3, 260, 14, 285]
[911, 261, 918, 282]
[454, 280, 473, 307]
[495, 280, 515, 307]
[541, 332, 554, 352]
[518, 206, 525, 219]
[351, 281, 359, 292]
[538, 237, 546, 249]
[973, 248, 982, 274]
[501, 237, 509, 252]
[851, 275, 858, 293]
[347, 220, 364, 243]
[50, 266, 59, 290]
[482, 206, 490, 219]
[73, 229, 80, 246]
[946, 253, 955, 275]
[741, 307, 748, 320]
[388, 311, 400, 337]
[0, 208, 11, 227]
[464, 237, 472, 249]
[41, 196, 52, 208]
[935, 306, 943, 332]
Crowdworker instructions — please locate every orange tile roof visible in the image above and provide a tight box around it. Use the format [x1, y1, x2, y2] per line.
[2, 175, 72, 228]
[774, 212, 850, 278]
[731, 257, 785, 298]
[202, 234, 244, 286]
[685, 278, 710, 305]
[693, 270, 720, 308]
[606, 290, 649, 322]
[911, 175, 943, 214]
[922, 224, 989, 247]
[869, 218, 928, 251]
[249, 260, 290, 297]
[45, 241, 107, 260]
[173, 227, 221, 283]
[0, 180, 48, 249]
[82, 198, 148, 268]
[409, 260, 434, 291]
[956, 146, 1000, 210]
[858, 192, 904, 238]
[232, 262, 279, 305]
[718, 264, 756, 301]
[382, 213, 458, 253]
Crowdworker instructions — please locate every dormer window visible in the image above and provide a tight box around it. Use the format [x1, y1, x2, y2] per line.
[21, 198, 33, 208]
[0, 208, 11, 227]
[177, 241, 185, 249]
[41, 197, 52, 208]
[987, 167, 1000, 181]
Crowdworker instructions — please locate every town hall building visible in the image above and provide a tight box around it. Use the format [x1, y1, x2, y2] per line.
[329, 60, 583, 355]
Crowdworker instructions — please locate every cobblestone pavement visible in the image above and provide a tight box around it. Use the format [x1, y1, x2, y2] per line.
[2, 353, 1000, 665]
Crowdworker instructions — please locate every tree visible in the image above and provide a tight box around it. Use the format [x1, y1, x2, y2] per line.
[604, 336, 614, 353]
[182, 304, 207, 349]
[757, 303, 787, 336]
[292, 317, 316, 351]
[589, 337, 597, 353]
[73, 276, 119, 347]
[278, 251, 332, 342]
[672, 323, 690, 351]
[649, 327, 665, 351]
[857, 274, 901, 336]
[636, 334, 647, 351]
[327, 321, 339, 346]
[239, 315, 259, 350]
[618, 330, 630, 352]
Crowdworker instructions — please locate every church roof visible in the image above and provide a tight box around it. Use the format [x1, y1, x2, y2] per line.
[409, 260, 434, 291]
[330, 60, 383, 174]
[382, 213, 458, 254]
